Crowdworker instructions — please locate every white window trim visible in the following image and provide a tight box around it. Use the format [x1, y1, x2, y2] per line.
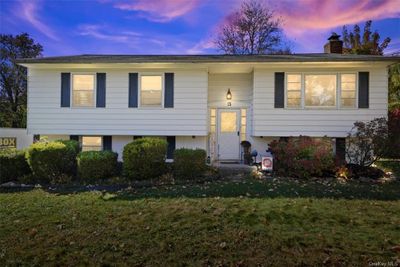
[285, 72, 359, 110]
[71, 73, 96, 108]
[138, 73, 165, 109]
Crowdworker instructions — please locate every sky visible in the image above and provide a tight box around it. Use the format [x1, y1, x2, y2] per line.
[0, 0, 399, 56]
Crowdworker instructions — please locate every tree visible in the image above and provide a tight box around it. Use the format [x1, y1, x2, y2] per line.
[342, 20, 391, 55]
[0, 33, 43, 128]
[389, 63, 400, 111]
[215, 0, 288, 55]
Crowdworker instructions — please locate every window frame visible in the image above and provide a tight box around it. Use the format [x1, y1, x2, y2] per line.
[284, 73, 303, 109]
[81, 136, 103, 151]
[339, 73, 358, 109]
[71, 73, 96, 108]
[138, 73, 165, 108]
[284, 72, 359, 110]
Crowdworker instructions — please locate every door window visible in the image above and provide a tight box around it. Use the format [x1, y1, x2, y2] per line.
[220, 112, 237, 133]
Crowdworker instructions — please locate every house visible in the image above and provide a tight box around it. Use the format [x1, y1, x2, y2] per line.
[17, 35, 399, 163]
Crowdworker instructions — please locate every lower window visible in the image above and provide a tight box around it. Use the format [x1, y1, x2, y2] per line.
[82, 136, 102, 151]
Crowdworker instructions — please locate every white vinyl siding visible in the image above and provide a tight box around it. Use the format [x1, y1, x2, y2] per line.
[253, 65, 388, 137]
[27, 68, 208, 136]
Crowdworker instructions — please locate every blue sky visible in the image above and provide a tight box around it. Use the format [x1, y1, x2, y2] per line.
[1, 0, 399, 56]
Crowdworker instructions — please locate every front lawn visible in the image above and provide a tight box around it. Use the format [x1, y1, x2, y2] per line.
[1, 179, 399, 266]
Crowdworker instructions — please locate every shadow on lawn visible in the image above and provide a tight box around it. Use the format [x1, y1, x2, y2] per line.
[3, 178, 398, 201]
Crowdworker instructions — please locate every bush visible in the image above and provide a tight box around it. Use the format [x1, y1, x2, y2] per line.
[173, 148, 207, 180]
[77, 151, 118, 182]
[386, 109, 400, 158]
[344, 164, 386, 180]
[123, 137, 167, 180]
[269, 136, 334, 179]
[0, 149, 31, 183]
[26, 140, 79, 184]
[347, 117, 389, 166]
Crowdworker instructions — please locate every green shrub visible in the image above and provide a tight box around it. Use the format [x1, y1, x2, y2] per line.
[77, 151, 118, 182]
[0, 149, 31, 183]
[173, 148, 207, 180]
[269, 136, 335, 179]
[26, 140, 79, 184]
[123, 137, 167, 180]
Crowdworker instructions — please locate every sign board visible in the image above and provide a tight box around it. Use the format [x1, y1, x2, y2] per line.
[261, 156, 273, 171]
[0, 137, 17, 149]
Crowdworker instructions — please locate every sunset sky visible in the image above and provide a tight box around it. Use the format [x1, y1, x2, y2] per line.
[1, 0, 399, 56]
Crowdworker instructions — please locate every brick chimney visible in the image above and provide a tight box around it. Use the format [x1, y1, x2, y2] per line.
[324, 32, 343, 54]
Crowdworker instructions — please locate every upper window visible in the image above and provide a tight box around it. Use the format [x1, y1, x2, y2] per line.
[340, 74, 356, 108]
[286, 73, 357, 109]
[140, 75, 162, 107]
[82, 136, 102, 151]
[305, 75, 336, 107]
[72, 74, 95, 107]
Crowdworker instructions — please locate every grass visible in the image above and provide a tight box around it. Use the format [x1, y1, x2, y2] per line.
[1, 179, 400, 266]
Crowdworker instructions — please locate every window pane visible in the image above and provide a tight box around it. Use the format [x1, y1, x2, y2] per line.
[288, 91, 301, 99]
[141, 90, 162, 106]
[73, 75, 94, 91]
[305, 75, 336, 107]
[287, 98, 301, 108]
[341, 74, 356, 83]
[288, 74, 301, 83]
[82, 136, 102, 151]
[342, 82, 355, 90]
[210, 109, 216, 117]
[210, 117, 216, 125]
[73, 91, 94, 107]
[220, 112, 237, 132]
[141, 76, 162, 106]
[287, 82, 301, 90]
[241, 108, 246, 117]
[341, 98, 356, 108]
[341, 91, 356, 99]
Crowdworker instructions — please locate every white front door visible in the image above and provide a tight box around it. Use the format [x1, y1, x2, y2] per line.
[217, 109, 240, 160]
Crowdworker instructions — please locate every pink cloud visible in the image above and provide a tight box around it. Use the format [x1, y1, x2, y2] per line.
[112, 0, 201, 22]
[272, 0, 400, 37]
[17, 0, 59, 41]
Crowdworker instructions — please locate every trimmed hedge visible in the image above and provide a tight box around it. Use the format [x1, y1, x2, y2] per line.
[26, 140, 79, 184]
[123, 137, 167, 180]
[77, 151, 118, 182]
[0, 149, 31, 183]
[173, 148, 207, 180]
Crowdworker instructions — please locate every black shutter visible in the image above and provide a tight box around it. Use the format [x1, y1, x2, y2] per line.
[70, 135, 79, 141]
[61, 73, 71, 107]
[96, 73, 106, 107]
[166, 136, 176, 159]
[274, 72, 285, 108]
[103, 136, 112, 151]
[129, 73, 138, 108]
[335, 138, 346, 164]
[358, 72, 369, 108]
[164, 73, 174, 108]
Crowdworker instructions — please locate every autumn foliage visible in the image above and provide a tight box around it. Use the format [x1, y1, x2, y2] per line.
[269, 137, 334, 178]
